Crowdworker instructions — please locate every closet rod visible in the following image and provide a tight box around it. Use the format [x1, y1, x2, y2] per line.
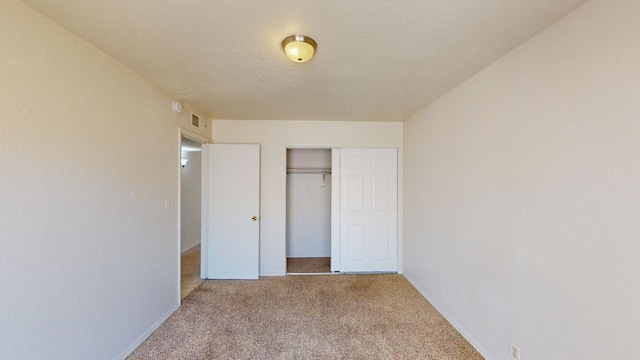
[286, 168, 331, 174]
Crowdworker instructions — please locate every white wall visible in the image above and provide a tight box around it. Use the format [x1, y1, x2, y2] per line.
[0, 1, 211, 359]
[286, 174, 332, 257]
[286, 149, 332, 257]
[180, 149, 202, 252]
[287, 149, 332, 169]
[403, 1, 640, 359]
[212, 120, 403, 275]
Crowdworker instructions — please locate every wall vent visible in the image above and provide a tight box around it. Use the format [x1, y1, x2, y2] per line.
[191, 113, 206, 130]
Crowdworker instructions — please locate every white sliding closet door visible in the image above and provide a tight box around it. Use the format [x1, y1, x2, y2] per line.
[340, 148, 397, 272]
[202, 144, 260, 279]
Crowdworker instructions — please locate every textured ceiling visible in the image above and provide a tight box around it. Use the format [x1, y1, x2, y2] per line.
[22, 0, 586, 122]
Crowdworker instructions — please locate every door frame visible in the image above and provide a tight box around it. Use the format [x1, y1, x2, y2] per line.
[283, 143, 403, 274]
[177, 127, 211, 303]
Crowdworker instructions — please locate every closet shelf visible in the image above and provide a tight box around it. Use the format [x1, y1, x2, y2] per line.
[286, 168, 331, 174]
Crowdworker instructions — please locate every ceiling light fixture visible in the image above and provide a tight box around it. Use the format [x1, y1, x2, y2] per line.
[282, 35, 317, 63]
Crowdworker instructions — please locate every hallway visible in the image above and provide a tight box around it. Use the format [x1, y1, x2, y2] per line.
[181, 245, 202, 300]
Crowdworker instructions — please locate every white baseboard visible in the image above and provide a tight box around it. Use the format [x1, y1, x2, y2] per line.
[403, 274, 494, 360]
[286, 272, 339, 276]
[259, 272, 286, 276]
[116, 302, 180, 360]
[181, 241, 200, 253]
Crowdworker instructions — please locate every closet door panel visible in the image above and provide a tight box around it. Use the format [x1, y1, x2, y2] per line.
[340, 148, 397, 273]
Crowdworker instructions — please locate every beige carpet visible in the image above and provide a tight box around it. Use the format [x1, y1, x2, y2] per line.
[128, 275, 482, 360]
[287, 257, 331, 274]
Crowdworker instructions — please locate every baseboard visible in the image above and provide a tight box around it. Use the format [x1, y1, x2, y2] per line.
[286, 272, 339, 276]
[181, 241, 200, 253]
[403, 274, 494, 360]
[259, 272, 286, 276]
[116, 302, 180, 360]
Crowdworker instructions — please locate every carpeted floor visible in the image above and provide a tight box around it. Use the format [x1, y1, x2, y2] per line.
[287, 257, 332, 274]
[128, 275, 482, 360]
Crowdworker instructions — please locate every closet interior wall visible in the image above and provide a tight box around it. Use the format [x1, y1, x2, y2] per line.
[286, 149, 332, 258]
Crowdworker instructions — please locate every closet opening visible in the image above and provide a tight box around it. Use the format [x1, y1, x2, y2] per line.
[286, 149, 335, 274]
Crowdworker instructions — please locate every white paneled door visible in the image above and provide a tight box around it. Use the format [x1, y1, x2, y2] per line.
[340, 148, 398, 272]
[202, 144, 260, 279]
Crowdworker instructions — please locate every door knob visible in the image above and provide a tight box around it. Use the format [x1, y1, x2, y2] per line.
[251, 216, 258, 221]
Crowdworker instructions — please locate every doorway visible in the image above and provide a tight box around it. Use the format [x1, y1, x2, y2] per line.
[286, 149, 333, 274]
[179, 135, 204, 299]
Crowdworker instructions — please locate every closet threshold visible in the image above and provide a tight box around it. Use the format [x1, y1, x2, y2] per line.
[286, 168, 331, 174]
[286, 272, 341, 276]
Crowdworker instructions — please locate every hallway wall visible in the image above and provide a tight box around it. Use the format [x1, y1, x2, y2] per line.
[181, 149, 202, 252]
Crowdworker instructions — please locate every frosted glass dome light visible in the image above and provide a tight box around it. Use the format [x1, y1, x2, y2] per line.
[282, 35, 317, 63]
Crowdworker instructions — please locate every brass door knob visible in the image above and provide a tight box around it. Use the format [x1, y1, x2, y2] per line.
[251, 216, 258, 221]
